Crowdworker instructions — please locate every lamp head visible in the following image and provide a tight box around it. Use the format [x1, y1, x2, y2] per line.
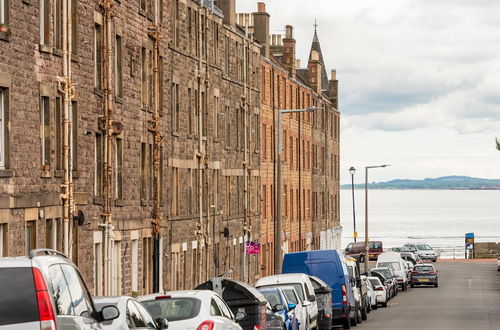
[349, 167, 356, 175]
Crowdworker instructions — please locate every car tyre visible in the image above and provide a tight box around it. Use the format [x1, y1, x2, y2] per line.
[361, 306, 368, 320]
[382, 301, 388, 307]
[373, 303, 378, 310]
[435, 283, 438, 288]
[343, 317, 351, 329]
[350, 313, 357, 326]
[410, 284, 415, 288]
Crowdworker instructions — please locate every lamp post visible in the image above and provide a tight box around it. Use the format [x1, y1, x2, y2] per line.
[349, 167, 357, 242]
[275, 107, 323, 274]
[364, 164, 390, 273]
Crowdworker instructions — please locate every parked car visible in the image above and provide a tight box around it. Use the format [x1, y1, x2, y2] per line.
[256, 273, 318, 330]
[370, 267, 398, 298]
[345, 241, 383, 261]
[259, 287, 299, 330]
[139, 290, 245, 330]
[376, 251, 409, 291]
[280, 287, 308, 330]
[367, 277, 387, 307]
[403, 243, 438, 262]
[265, 305, 287, 330]
[410, 264, 439, 288]
[94, 296, 168, 329]
[497, 256, 500, 271]
[308, 276, 333, 330]
[0, 249, 120, 330]
[345, 257, 368, 322]
[361, 276, 377, 311]
[281, 250, 355, 330]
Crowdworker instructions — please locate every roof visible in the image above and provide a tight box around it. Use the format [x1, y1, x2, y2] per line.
[308, 29, 330, 95]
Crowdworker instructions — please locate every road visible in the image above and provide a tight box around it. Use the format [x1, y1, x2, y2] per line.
[353, 260, 500, 330]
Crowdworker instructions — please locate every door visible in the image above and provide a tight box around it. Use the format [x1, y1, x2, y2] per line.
[126, 300, 158, 329]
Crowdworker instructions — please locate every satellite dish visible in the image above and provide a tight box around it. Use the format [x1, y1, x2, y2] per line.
[73, 210, 85, 226]
[223, 227, 230, 238]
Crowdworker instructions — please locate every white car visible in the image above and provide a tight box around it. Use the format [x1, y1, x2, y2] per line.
[367, 277, 387, 307]
[138, 290, 245, 330]
[256, 274, 318, 330]
[362, 275, 377, 311]
[404, 243, 438, 262]
[376, 251, 409, 291]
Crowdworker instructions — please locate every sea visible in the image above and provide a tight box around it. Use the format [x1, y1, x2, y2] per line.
[340, 189, 500, 259]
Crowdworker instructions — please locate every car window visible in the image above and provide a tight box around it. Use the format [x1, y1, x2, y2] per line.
[368, 278, 381, 286]
[214, 295, 233, 319]
[378, 262, 401, 271]
[261, 291, 281, 307]
[414, 265, 434, 272]
[282, 289, 299, 305]
[134, 301, 157, 328]
[369, 242, 382, 249]
[142, 298, 201, 321]
[416, 244, 432, 250]
[346, 243, 352, 251]
[304, 283, 311, 298]
[0, 267, 39, 326]
[128, 300, 148, 327]
[60, 264, 94, 318]
[210, 299, 223, 316]
[48, 265, 75, 315]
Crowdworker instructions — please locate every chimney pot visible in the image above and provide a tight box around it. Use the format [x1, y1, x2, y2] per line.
[285, 25, 294, 39]
[331, 69, 337, 80]
[258, 2, 265, 12]
[296, 59, 301, 68]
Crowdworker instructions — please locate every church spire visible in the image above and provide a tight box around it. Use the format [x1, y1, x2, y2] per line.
[308, 21, 329, 94]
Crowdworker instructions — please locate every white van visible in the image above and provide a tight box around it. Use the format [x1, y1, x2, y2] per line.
[256, 273, 318, 330]
[376, 251, 409, 291]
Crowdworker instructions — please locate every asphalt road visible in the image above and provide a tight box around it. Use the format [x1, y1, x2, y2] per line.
[349, 260, 500, 330]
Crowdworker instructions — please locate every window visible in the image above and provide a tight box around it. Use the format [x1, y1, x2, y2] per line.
[95, 133, 103, 197]
[94, 23, 103, 90]
[40, 0, 50, 45]
[71, 0, 77, 54]
[40, 96, 51, 170]
[54, 0, 63, 49]
[25, 220, 36, 256]
[94, 239, 103, 295]
[114, 137, 123, 200]
[71, 101, 78, 171]
[210, 299, 222, 316]
[262, 124, 266, 159]
[174, 0, 180, 47]
[0, 223, 6, 257]
[0, 0, 9, 27]
[115, 35, 123, 99]
[188, 88, 193, 134]
[131, 238, 138, 292]
[0, 88, 5, 168]
[111, 240, 122, 295]
[140, 141, 153, 201]
[45, 218, 62, 251]
[213, 96, 219, 138]
[141, 47, 153, 109]
[172, 83, 180, 132]
[55, 97, 62, 171]
[225, 106, 230, 145]
[172, 167, 178, 215]
[48, 265, 74, 316]
[142, 237, 152, 293]
[61, 264, 95, 318]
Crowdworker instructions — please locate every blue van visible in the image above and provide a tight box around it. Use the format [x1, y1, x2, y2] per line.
[282, 250, 357, 329]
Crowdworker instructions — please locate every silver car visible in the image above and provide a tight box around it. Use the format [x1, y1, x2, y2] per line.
[0, 249, 119, 330]
[138, 290, 245, 330]
[93, 296, 168, 329]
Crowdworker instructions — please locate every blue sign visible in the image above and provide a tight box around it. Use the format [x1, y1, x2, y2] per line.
[465, 233, 474, 239]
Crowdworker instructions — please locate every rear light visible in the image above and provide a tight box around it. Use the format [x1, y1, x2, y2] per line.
[197, 320, 215, 330]
[429, 270, 436, 274]
[341, 285, 348, 306]
[32, 268, 57, 330]
[254, 326, 261, 330]
[375, 286, 384, 291]
[155, 295, 171, 300]
[411, 271, 419, 275]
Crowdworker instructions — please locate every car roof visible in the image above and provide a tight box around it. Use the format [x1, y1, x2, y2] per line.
[415, 263, 435, 267]
[138, 290, 215, 301]
[256, 273, 310, 285]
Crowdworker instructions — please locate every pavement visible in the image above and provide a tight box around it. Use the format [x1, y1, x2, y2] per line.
[345, 260, 500, 330]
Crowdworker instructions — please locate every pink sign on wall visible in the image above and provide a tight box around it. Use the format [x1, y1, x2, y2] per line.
[245, 241, 261, 255]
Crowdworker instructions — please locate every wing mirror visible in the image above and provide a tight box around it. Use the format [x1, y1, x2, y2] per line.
[288, 303, 296, 310]
[273, 304, 285, 312]
[156, 317, 169, 329]
[308, 294, 316, 302]
[100, 305, 120, 322]
[235, 311, 247, 322]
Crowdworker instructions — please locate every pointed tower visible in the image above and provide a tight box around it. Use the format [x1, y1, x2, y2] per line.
[308, 25, 330, 95]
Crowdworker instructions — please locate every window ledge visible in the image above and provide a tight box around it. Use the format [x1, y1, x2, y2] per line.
[41, 170, 52, 178]
[172, 131, 180, 137]
[53, 48, 62, 57]
[39, 43, 52, 54]
[115, 199, 124, 207]
[141, 199, 148, 206]
[187, 134, 193, 139]
[54, 170, 63, 178]
[0, 169, 13, 178]
[94, 88, 103, 97]
[93, 197, 103, 205]
[0, 31, 10, 42]
[115, 96, 123, 104]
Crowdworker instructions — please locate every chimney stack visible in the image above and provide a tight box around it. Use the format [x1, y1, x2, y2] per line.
[253, 2, 270, 57]
[282, 25, 296, 78]
[218, 0, 236, 26]
[329, 69, 339, 109]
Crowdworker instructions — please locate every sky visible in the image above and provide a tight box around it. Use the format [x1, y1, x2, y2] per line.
[236, 0, 500, 184]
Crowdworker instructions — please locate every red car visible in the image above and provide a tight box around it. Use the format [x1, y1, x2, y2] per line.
[497, 257, 500, 272]
[345, 241, 384, 260]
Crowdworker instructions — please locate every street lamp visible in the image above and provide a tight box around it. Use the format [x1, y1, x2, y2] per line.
[364, 164, 390, 273]
[275, 107, 323, 274]
[349, 167, 357, 242]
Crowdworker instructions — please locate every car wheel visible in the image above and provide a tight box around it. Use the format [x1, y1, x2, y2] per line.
[411, 284, 415, 288]
[435, 283, 438, 288]
[350, 312, 358, 326]
[361, 306, 368, 321]
[382, 301, 387, 307]
[343, 317, 351, 329]
[373, 303, 378, 310]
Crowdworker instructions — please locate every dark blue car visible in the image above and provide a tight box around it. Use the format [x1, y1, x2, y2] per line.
[259, 287, 299, 330]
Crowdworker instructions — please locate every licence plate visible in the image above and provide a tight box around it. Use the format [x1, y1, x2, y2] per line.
[418, 279, 429, 282]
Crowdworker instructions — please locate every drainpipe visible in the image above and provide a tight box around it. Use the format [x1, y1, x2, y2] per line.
[196, 5, 204, 283]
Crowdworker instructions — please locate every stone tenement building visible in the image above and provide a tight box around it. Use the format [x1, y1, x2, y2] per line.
[238, 3, 341, 276]
[0, 0, 262, 296]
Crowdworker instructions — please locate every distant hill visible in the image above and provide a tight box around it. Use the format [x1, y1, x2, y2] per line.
[340, 176, 500, 190]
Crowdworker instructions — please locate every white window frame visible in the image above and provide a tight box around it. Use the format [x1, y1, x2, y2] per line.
[93, 232, 103, 296]
[131, 237, 138, 292]
[111, 239, 122, 296]
[0, 223, 5, 257]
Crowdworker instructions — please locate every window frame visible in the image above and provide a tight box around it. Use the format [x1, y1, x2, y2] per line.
[0, 88, 5, 168]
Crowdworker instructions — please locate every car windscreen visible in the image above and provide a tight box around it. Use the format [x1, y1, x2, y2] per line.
[142, 298, 201, 322]
[261, 291, 282, 307]
[372, 269, 392, 279]
[282, 289, 299, 305]
[261, 283, 305, 301]
[378, 262, 401, 271]
[416, 244, 432, 250]
[368, 279, 381, 286]
[369, 242, 382, 250]
[414, 266, 434, 272]
[0, 267, 39, 326]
